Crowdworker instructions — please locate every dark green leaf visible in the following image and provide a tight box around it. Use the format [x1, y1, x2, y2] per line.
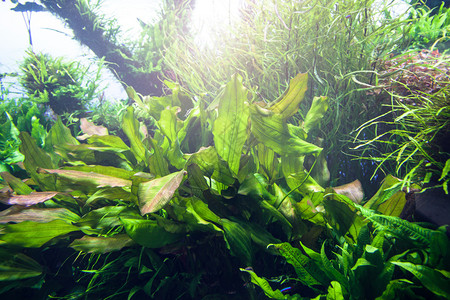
[121, 218, 182, 248]
[0, 249, 42, 281]
[69, 234, 135, 254]
[0, 220, 80, 247]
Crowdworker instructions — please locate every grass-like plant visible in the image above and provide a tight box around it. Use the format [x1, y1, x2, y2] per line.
[162, 0, 411, 193]
[353, 49, 450, 192]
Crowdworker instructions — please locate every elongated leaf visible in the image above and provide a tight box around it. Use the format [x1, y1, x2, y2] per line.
[320, 243, 348, 292]
[86, 135, 130, 150]
[282, 155, 324, 194]
[240, 268, 285, 299]
[185, 146, 236, 186]
[139, 171, 186, 215]
[122, 106, 148, 163]
[377, 191, 406, 217]
[222, 218, 253, 265]
[364, 175, 402, 210]
[327, 281, 344, 300]
[75, 206, 137, 234]
[392, 262, 450, 298]
[0, 207, 80, 224]
[147, 137, 170, 177]
[1, 191, 58, 206]
[439, 159, 450, 181]
[121, 218, 182, 248]
[19, 132, 54, 170]
[63, 165, 135, 180]
[303, 96, 328, 134]
[213, 74, 249, 174]
[0, 220, 80, 247]
[40, 169, 132, 188]
[46, 118, 79, 147]
[0, 249, 42, 281]
[269, 73, 308, 119]
[85, 187, 131, 206]
[250, 104, 322, 156]
[0, 172, 32, 195]
[272, 242, 322, 286]
[323, 197, 365, 242]
[172, 197, 223, 233]
[69, 234, 134, 254]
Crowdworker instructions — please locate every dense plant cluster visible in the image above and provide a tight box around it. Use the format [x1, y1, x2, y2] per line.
[1, 0, 449, 299]
[19, 50, 102, 115]
[355, 48, 450, 191]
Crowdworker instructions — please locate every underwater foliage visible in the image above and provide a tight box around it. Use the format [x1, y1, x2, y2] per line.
[1, 73, 448, 299]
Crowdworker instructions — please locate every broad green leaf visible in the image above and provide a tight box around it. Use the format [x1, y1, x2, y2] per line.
[303, 96, 328, 134]
[186, 163, 210, 191]
[158, 107, 186, 169]
[222, 218, 253, 265]
[121, 218, 182, 248]
[213, 74, 249, 175]
[87, 134, 130, 151]
[0, 249, 42, 281]
[0, 220, 80, 247]
[250, 104, 322, 156]
[63, 165, 135, 180]
[147, 137, 170, 177]
[0, 207, 80, 224]
[1, 191, 58, 206]
[122, 106, 148, 163]
[377, 191, 406, 217]
[327, 281, 344, 300]
[256, 143, 279, 181]
[272, 242, 323, 286]
[240, 268, 285, 299]
[85, 187, 131, 206]
[282, 155, 324, 194]
[19, 132, 54, 170]
[46, 117, 79, 147]
[172, 197, 223, 233]
[185, 146, 236, 187]
[0, 171, 32, 195]
[138, 171, 186, 215]
[75, 206, 138, 234]
[259, 200, 293, 230]
[237, 221, 281, 248]
[323, 197, 365, 242]
[69, 234, 135, 254]
[269, 73, 308, 119]
[364, 175, 402, 210]
[392, 262, 450, 298]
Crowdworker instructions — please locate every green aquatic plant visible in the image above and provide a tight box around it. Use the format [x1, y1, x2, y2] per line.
[19, 49, 103, 116]
[162, 0, 412, 195]
[353, 49, 450, 192]
[242, 189, 450, 299]
[0, 98, 49, 174]
[0, 73, 333, 298]
[406, 2, 450, 49]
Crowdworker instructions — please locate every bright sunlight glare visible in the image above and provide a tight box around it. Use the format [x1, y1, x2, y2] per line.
[190, 0, 244, 49]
